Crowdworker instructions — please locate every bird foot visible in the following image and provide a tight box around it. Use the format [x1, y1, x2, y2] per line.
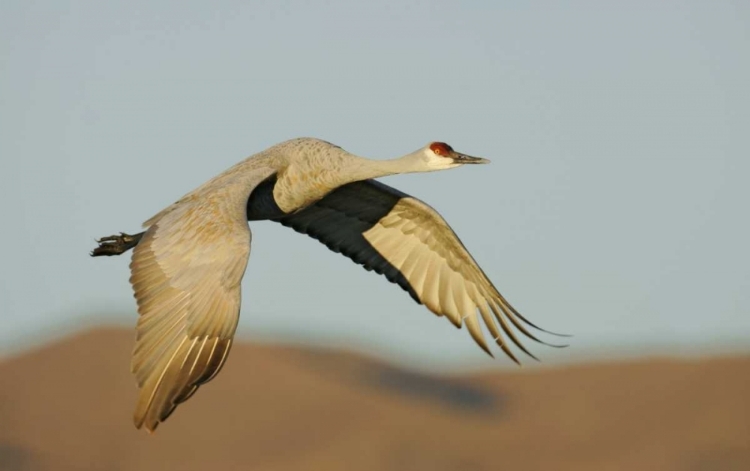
[91, 232, 144, 257]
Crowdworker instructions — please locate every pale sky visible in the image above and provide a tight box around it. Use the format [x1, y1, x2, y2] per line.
[1, 1, 748, 370]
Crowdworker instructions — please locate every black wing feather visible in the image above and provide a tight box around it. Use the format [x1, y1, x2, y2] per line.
[252, 178, 421, 304]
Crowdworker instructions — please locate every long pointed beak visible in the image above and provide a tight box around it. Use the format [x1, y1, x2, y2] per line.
[451, 152, 490, 165]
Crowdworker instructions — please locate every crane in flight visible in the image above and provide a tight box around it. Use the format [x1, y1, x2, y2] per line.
[92, 137, 566, 432]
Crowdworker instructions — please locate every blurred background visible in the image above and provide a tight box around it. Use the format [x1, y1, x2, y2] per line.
[1, 1, 748, 470]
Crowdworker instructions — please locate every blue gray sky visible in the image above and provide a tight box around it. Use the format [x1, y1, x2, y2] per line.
[1, 1, 748, 370]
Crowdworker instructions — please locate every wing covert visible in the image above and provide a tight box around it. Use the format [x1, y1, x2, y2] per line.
[129, 201, 250, 432]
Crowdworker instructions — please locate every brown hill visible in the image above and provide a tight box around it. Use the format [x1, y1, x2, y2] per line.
[0, 328, 748, 471]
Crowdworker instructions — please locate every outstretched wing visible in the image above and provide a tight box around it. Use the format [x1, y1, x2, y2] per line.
[129, 201, 251, 432]
[275, 179, 563, 362]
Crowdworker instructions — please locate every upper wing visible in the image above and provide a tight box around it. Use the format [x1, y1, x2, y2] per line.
[128, 201, 251, 432]
[275, 179, 563, 362]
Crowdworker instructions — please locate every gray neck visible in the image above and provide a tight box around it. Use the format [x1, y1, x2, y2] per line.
[270, 146, 427, 214]
[342, 152, 425, 183]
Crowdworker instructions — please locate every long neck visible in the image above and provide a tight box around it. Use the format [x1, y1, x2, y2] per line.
[273, 147, 424, 213]
[341, 152, 424, 183]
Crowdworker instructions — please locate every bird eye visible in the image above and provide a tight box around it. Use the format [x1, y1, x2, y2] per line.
[430, 142, 451, 157]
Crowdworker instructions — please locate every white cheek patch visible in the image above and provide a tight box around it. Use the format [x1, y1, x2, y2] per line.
[422, 149, 456, 170]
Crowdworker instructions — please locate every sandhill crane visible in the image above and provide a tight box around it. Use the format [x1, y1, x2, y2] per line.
[92, 137, 565, 432]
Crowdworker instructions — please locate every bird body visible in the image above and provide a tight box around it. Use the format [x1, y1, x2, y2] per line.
[93, 137, 563, 432]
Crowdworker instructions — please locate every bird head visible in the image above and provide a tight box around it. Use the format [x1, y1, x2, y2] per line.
[420, 142, 490, 170]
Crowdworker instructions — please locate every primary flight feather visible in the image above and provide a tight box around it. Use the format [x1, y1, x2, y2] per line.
[92, 137, 565, 432]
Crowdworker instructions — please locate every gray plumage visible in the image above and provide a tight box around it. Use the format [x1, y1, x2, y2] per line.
[92, 137, 565, 433]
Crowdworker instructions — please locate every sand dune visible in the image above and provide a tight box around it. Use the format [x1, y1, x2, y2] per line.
[1, 328, 748, 471]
